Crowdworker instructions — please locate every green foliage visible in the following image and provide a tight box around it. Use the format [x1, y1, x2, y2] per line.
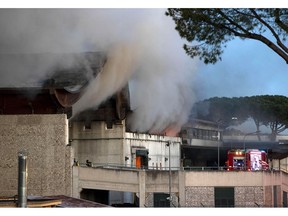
[166, 9, 288, 64]
[192, 95, 288, 137]
[192, 96, 249, 128]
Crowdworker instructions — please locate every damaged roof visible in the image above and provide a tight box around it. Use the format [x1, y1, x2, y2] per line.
[0, 52, 106, 89]
[0, 52, 109, 117]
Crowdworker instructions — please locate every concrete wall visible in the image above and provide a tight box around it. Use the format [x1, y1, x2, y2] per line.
[185, 186, 264, 207]
[70, 121, 125, 165]
[185, 171, 264, 186]
[70, 120, 182, 206]
[0, 114, 72, 197]
[184, 171, 265, 207]
[184, 170, 287, 207]
[73, 166, 180, 207]
[124, 132, 181, 170]
[70, 121, 181, 169]
[73, 167, 288, 207]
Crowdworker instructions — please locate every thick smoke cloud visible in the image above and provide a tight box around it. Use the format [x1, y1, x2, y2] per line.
[0, 9, 198, 135]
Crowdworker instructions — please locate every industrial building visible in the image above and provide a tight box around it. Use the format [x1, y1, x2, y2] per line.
[0, 52, 287, 207]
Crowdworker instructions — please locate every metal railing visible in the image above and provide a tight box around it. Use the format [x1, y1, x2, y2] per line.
[75, 161, 278, 172]
[75, 162, 231, 171]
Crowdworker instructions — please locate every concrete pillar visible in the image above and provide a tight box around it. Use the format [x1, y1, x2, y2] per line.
[178, 170, 185, 207]
[72, 166, 80, 198]
[139, 170, 146, 207]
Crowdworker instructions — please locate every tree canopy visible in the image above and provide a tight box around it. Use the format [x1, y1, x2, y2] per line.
[191, 95, 288, 141]
[165, 9, 288, 64]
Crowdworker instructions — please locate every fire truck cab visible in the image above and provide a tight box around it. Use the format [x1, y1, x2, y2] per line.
[226, 149, 268, 171]
[226, 149, 245, 171]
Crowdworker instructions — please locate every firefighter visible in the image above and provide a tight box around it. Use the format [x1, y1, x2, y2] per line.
[86, 159, 92, 167]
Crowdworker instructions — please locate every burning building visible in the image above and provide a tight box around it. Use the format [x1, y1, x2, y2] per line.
[0, 51, 288, 207]
[0, 51, 182, 207]
[1, 9, 287, 207]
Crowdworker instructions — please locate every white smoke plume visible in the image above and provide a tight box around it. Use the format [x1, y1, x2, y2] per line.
[0, 8, 199, 135]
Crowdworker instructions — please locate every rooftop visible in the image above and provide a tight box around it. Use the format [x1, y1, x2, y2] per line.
[0, 195, 110, 208]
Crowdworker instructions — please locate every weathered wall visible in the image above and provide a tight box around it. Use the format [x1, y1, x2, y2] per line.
[235, 186, 264, 207]
[74, 166, 288, 207]
[263, 171, 283, 207]
[0, 114, 72, 197]
[70, 121, 181, 169]
[185, 186, 214, 207]
[185, 171, 264, 187]
[185, 186, 264, 207]
[184, 171, 286, 207]
[124, 132, 181, 170]
[70, 121, 125, 165]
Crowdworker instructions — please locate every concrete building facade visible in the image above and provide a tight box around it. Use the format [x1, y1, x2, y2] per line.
[1, 114, 287, 207]
[70, 120, 181, 170]
[0, 114, 72, 197]
[1, 86, 287, 207]
[72, 166, 288, 207]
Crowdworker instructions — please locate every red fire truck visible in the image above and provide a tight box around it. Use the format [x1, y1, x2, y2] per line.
[225, 149, 269, 171]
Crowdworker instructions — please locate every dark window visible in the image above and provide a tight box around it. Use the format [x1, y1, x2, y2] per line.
[154, 193, 170, 207]
[215, 187, 234, 207]
[106, 121, 113, 129]
[283, 191, 287, 207]
[84, 121, 91, 130]
[190, 128, 221, 141]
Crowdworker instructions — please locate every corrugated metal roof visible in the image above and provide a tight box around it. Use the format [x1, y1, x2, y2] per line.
[38, 195, 110, 208]
[0, 195, 111, 208]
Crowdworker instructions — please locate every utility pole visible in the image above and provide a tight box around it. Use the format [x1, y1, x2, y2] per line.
[217, 123, 220, 170]
[216, 119, 222, 170]
[18, 151, 28, 208]
[166, 141, 172, 207]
